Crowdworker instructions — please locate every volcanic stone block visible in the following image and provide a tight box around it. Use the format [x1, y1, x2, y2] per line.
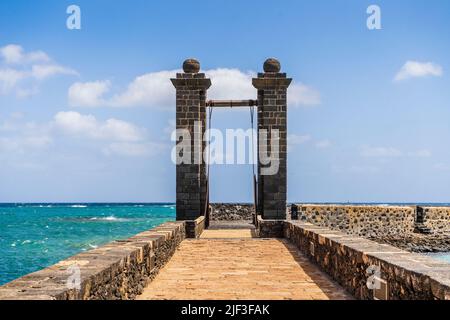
[171, 59, 211, 221]
[253, 59, 291, 220]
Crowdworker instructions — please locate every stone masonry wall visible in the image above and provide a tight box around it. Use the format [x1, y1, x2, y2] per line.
[253, 63, 291, 220]
[185, 216, 206, 238]
[172, 69, 211, 221]
[256, 216, 284, 238]
[0, 221, 185, 300]
[210, 203, 254, 221]
[294, 204, 415, 237]
[423, 207, 450, 234]
[284, 221, 450, 300]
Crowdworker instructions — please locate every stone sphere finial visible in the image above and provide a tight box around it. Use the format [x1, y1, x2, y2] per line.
[263, 58, 281, 73]
[183, 58, 200, 73]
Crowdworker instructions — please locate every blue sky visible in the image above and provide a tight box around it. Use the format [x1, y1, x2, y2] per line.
[1, 0, 450, 203]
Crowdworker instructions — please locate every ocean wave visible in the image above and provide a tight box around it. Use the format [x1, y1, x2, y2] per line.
[71, 205, 87, 208]
[89, 216, 128, 222]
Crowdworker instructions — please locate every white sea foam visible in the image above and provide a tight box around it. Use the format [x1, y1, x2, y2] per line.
[89, 216, 128, 222]
[71, 205, 87, 208]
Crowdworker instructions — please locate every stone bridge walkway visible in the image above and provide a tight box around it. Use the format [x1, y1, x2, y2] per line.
[137, 229, 352, 300]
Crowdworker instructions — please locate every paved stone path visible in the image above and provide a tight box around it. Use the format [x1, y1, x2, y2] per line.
[200, 228, 256, 239]
[138, 229, 352, 300]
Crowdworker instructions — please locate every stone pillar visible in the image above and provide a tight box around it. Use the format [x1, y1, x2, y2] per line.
[171, 59, 211, 220]
[253, 58, 291, 219]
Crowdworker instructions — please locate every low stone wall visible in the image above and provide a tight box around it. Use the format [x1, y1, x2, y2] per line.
[185, 216, 205, 238]
[256, 216, 284, 238]
[284, 221, 450, 300]
[293, 204, 415, 237]
[210, 203, 254, 221]
[423, 207, 450, 234]
[0, 221, 185, 300]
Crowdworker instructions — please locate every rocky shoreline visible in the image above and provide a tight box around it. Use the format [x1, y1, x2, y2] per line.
[369, 233, 450, 253]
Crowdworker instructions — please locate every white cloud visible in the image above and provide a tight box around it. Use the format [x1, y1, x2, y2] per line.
[0, 137, 38, 153]
[316, 139, 332, 149]
[407, 149, 432, 158]
[53, 111, 146, 142]
[16, 86, 39, 98]
[394, 61, 443, 81]
[0, 68, 26, 94]
[0, 120, 52, 154]
[111, 70, 181, 108]
[0, 44, 77, 96]
[206, 68, 256, 100]
[68, 68, 321, 108]
[68, 81, 111, 107]
[52, 111, 164, 157]
[287, 134, 332, 151]
[289, 83, 321, 106]
[0, 44, 50, 64]
[68, 71, 177, 108]
[0, 112, 164, 162]
[31, 64, 77, 80]
[361, 146, 402, 158]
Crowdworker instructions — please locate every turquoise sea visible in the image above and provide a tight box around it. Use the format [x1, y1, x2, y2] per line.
[428, 253, 450, 264]
[0, 203, 175, 285]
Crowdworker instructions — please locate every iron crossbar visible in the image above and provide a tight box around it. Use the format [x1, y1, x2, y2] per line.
[206, 99, 258, 108]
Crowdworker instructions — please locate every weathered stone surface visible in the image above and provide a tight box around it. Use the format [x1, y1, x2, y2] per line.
[185, 216, 205, 238]
[422, 207, 450, 234]
[256, 216, 284, 238]
[263, 58, 281, 73]
[172, 62, 211, 221]
[182, 58, 200, 74]
[210, 203, 254, 221]
[284, 221, 450, 300]
[293, 204, 416, 237]
[0, 221, 185, 300]
[253, 64, 291, 220]
[290, 204, 450, 253]
[369, 234, 450, 253]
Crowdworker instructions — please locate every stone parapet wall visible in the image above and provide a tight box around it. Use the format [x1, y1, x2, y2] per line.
[0, 221, 185, 300]
[210, 203, 254, 221]
[256, 216, 284, 238]
[294, 204, 415, 237]
[185, 216, 206, 238]
[284, 221, 450, 300]
[423, 207, 450, 234]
